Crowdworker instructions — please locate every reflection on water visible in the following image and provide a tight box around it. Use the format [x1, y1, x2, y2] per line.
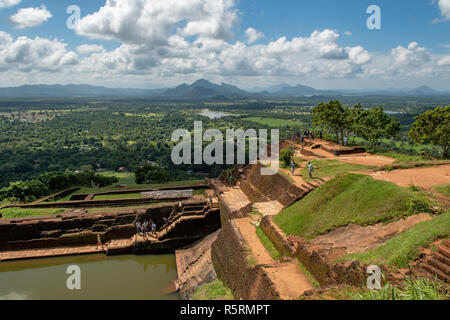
[0, 254, 178, 300]
[199, 109, 237, 119]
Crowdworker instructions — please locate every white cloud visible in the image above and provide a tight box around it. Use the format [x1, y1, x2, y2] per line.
[0, 32, 78, 72]
[390, 42, 430, 68]
[75, 0, 238, 45]
[437, 0, 450, 20]
[0, 0, 448, 88]
[0, 0, 21, 9]
[9, 5, 52, 29]
[245, 28, 264, 44]
[438, 55, 450, 66]
[76, 44, 105, 55]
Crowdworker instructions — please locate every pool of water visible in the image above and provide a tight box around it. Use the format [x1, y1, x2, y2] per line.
[0, 254, 178, 300]
[199, 109, 237, 119]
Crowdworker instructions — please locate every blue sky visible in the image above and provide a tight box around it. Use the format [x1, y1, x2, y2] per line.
[0, 0, 449, 90]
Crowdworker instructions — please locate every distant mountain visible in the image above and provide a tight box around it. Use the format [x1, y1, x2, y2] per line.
[406, 86, 438, 96]
[162, 79, 247, 98]
[275, 84, 319, 96]
[0, 81, 447, 99]
[0, 84, 164, 98]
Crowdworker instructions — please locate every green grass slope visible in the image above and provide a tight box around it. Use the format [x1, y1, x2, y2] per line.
[274, 173, 434, 240]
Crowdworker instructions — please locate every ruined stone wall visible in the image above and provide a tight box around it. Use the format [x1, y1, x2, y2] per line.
[211, 218, 279, 300]
[239, 164, 305, 207]
[0, 201, 212, 252]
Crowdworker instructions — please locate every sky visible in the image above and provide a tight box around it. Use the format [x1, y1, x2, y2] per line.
[0, 0, 450, 90]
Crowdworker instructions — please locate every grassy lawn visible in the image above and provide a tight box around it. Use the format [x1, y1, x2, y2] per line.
[341, 210, 450, 268]
[53, 194, 76, 202]
[93, 193, 142, 200]
[193, 280, 234, 300]
[243, 117, 305, 128]
[193, 188, 207, 196]
[274, 174, 435, 240]
[0, 207, 67, 219]
[434, 184, 450, 197]
[100, 171, 136, 185]
[378, 152, 429, 163]
[301, 159, 373, 181]
[255, 226, 280, 260]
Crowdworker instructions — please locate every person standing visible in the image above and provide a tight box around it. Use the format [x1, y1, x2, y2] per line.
[96, 234, 103, 250]
[142, 220, 149, 239]
[290, 161, 296, 176]
[308, 161, 314, 179]
[230, 175, 235, 186]
[135, 220, 141, 241]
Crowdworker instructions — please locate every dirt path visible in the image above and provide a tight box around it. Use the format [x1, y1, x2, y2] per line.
[234, 217, 314, 298]
[234, 218, 273, 265]
[253, 201, 284, 217]
[365, 165, 450, 189]
[278, 166, 308, 189]
[264, 264, 314, 300]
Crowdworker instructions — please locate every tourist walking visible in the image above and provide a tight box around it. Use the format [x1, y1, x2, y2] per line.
[290, 161, 296, 176]
[308, 161, 314, 179]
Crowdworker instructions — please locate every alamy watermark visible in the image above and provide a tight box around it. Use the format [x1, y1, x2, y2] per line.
[366, 265, 382, 290]
[66, 5, 81, 30]
[367, 5, 381, 30]
[66, 265, 81, 290]
[171, 121, 279, 175]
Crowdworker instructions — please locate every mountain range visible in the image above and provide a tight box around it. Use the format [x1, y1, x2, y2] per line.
[0, 80, 448, 99]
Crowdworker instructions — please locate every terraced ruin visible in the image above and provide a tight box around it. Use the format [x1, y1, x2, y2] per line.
[1, 139, 449, 300]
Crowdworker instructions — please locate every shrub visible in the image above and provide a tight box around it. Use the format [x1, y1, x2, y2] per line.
[135, 164, 170, 184]
[280, 148, 294, 167]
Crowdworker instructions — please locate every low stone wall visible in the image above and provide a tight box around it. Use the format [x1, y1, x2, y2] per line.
[35, 187, 81, 203]
[320, 144, 366, 156]
[5, 196, 191, 209]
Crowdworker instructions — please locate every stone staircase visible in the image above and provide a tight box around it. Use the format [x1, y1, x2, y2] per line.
[415, 240, 450, 283]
